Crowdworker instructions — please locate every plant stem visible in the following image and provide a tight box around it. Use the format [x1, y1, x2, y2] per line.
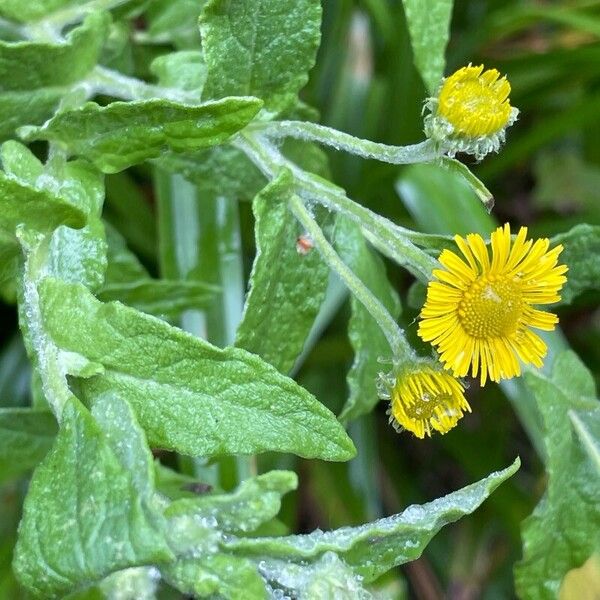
[235, 133, 440, 281]
[88, 66, 200, 104]
[440, 156, 494, 211]
[289, 194, 414, 360]
[257, 120, 440, 164]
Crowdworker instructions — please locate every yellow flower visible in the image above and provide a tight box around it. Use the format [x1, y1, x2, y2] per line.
[380, 364, 470, 439]
[418, 224, 568, 386]
[424, 64, 519, 160]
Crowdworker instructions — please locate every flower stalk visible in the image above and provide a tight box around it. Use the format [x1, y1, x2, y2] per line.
[288, 193, 414, 360]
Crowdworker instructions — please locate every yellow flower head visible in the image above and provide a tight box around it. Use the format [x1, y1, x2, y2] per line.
[380, 364, 471, 439]
[424, 64, 519, 160]
[418, 224, 568, 386]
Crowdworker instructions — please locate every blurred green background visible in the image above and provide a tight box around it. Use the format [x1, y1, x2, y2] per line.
[1, 0, 600, 598]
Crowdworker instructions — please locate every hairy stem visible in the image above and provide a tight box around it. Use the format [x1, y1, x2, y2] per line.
[235, 133, 440, 281]
[289, 194, 414, 359]
[257, 120, 440, 164]
[87, 66, 200, 104]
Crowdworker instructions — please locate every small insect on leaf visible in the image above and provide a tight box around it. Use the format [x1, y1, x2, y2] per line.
[296, 234, 314, 255]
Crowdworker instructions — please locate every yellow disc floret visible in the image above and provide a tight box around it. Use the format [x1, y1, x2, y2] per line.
[382, 365, 471, 439]
[437, 65, 513, 138]
[418, 224, 568, 386]
[424, 64, 519, 159]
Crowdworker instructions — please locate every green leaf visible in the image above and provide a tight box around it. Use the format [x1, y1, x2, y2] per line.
[98, 279, 219, 318]
[163, 555, 267, 600]
[0, 408, 57, 482]
[0, 142, 107, 290]
[150, 51, 206, 93]
[166, 471, 298, 534]
[258, 552, 371, 598]
[0, 230, 19, 301]
[144, 0, 203, 48]
[0, 12, 108, 90]
[516, 352, 600, 600]
[0, 87, 64, 141]
[200, 0, 322, 111]
[20, 97, 263, 173]
[401, 0, 453, 94]
[551, 224, 600, 304]
[236, 171, 328, 373]
[99, 567, 160, 600]
[156, 145, 265, 202]
[1, 141, 103, 217]
[335, 217, 401, 423]
[13, 396, 174, 598]
[104, 174, 156, 263]
[225, 459, 520, 583]
[0, 0, 143, 22]
[38, 278, 356, 461]
[103, 223, 148, 284]
[47, 220, 107, 291]
[0, 170, 86, 237]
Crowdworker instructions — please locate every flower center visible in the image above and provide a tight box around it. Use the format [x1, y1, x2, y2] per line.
[438, 66, 512, 138]
[402, 393, 453, 421]
[458, 275, 522, 338]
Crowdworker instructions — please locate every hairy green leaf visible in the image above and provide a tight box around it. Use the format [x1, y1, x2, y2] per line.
[335, 217, 401, 423]
[236, 171, 328, 373]
[39, 278, 356, 461]
[0, 12, 108, 90]
[150, 51, 206, 93]
[103, 222, 148, 284]
[0, 408, 56, 482]
[0, 171, 86, 237]
[0, 141, 107, 290]
[98, 279, 219, 318]
[516, 352, 600, 600]
[0, 230, 20, 301]
[0, 87, 65, 141]
[200, 0, 322, 111]
[551, 224, 600, 304]
[258, 552, 371, 599]
[166, 471, 298, 534]
[226, 459, 520, 583]
[156, 145, 265, 202]
[144, 0, 203, 48]
[13, 396, 173, 598]
[163, 555, 267, 600]
[47, 221, 107, 291]
[1, 141, 104, 216]
[401, 0, 453, 94]
[20, 97, 263, 173]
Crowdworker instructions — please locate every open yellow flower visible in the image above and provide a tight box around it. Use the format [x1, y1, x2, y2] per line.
[418, 224, 568, 386]
[381, 364, 471, 439]
[424, 64, 519, 160]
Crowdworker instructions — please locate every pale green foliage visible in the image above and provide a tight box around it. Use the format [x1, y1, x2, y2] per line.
[0, 0, 596, 598]
[551, 224, 600, 304]
[516, 352, 600, 600]
[200, 0, 322, 112]
[236, 170, 329, 373]
[0, 409, 56, 482]
[20, 98, 263, 173]
[38, 277, 355, 460]
[401, 0, 453, 93]
[226, 460, 520, 583]
[13, 396, 174, 598]
[335, 216, 401, 423]
[0, 12, 108, 90]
